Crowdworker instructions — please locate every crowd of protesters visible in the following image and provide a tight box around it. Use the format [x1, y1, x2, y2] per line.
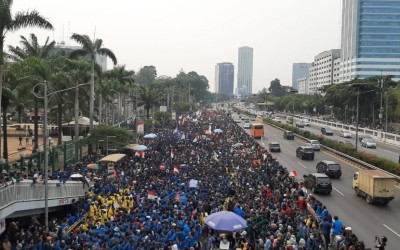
[0, 108, 370, 249]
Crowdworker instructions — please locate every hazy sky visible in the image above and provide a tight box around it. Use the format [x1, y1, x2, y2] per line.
[6, 0, 342, 93]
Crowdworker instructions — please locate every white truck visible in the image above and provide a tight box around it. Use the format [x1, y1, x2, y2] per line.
[352, 170, 396, 205]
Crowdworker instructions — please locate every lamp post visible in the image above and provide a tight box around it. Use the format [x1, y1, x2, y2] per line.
[385, 91, 389, 132]
[106, 136, 116, 155]
[97, 139, 104, 159]
[32, 81, 90, 227]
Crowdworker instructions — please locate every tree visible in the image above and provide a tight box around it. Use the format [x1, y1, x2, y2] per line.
[137, 85, 161, 119]
[268, 78, 286, 96]
[135, 66, 157, 86]
[70, 33, 118, 132]
[0, 0, 53, 160]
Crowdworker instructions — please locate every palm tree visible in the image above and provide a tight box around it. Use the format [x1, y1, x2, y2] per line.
[0, 1, 53, 160]
[137, 85, 162, 119]
[69, 33, 118, 132]
[6, 34, 56, 152]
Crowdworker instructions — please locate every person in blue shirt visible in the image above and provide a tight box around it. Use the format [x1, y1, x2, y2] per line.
[331, 215, 343, 244]
[320, 216, 332, 246]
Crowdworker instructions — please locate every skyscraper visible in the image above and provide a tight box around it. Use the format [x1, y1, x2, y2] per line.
[237, 46, 253, 97]
[292, 63, 312, 90]
[215, 63, 234, 95]
[341, 0, 400, 82]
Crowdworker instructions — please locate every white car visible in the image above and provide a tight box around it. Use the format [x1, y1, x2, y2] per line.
[303, 119, 311, 126]
[273, 117, 281, 123]
[243, 122, 250, 129]
[307, 140, 321, 151]
[361, 138, 376, 149]
[340, 130, 352, 138]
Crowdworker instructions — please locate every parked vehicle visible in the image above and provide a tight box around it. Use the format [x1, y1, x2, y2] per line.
[296, 146, 315, 160]
[340, 130, 352, 138]
[283, 130, 295, 140]
[361, 138, 377, 148]
[303, 173, 332, 194]
[269, 142, 281, 152]
[321, 127, 333, 136]
[316, 160, 342, 178]
[352, 170, 395, 205]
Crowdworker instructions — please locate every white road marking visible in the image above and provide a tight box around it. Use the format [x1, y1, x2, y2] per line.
[383, 224, 400, 238]
[297, 162, 307, 169]
[332, 187, 344, 196]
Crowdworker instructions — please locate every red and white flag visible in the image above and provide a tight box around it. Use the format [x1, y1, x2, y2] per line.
[173, 165, 179, 174]
[148, 191, 156, 200]
[171, 148, 174, 159]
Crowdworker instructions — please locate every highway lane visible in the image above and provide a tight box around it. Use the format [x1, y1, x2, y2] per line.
[233, 113, 400, 250]
[290, 116, 400, 163]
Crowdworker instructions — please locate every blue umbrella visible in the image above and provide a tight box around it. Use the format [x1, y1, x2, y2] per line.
[205, 211, 247, 232]
[135, 145, 148, 151]
[213, 128, 223, 134]
[144, 133, 157, 139]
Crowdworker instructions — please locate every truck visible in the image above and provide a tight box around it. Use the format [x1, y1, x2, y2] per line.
[352, 170, 396, 205]
[286, 115, 293, 125]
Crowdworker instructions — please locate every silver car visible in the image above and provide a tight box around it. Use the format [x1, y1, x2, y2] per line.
[361, 138, 376, 149]
[307, 140, 321, 151]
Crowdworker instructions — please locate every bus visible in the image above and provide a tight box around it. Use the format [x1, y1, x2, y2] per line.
[250, 123, 264, 139]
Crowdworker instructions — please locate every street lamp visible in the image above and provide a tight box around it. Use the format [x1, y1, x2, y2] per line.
[106, 136, 116, 155]
[31, 81, 90, 227]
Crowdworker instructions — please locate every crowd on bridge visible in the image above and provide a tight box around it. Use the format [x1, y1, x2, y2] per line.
[0, 108, 370, 250]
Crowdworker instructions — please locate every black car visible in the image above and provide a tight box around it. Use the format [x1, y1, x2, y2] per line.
[283, 130, 295, 140]
[316, 160, 342, 178]
[321, 127, 333, 136]
[296, 146, 314, 160]
[303, 173, 332, 194]
[269, 142, 281, 152]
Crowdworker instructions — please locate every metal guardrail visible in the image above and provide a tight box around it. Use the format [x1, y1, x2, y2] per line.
[264, 119, 400, 182]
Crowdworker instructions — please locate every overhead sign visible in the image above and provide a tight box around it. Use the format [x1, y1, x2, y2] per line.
[137, 121, 144, 135]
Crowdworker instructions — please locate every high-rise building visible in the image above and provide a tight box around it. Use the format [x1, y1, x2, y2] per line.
[340, 0, 400, 82]
[237, 46, 253, 97]
[215, 62, 234, 95]
[292, 63, 312, 90]
[308, 49, 341, 94]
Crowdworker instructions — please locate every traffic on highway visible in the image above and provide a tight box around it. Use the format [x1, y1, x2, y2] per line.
[228, 106, 400, 250]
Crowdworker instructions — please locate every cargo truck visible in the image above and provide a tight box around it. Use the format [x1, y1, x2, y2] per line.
[352, 170, 396, 205]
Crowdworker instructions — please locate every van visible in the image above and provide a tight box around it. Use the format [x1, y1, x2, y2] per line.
[316, 160, 342, 178]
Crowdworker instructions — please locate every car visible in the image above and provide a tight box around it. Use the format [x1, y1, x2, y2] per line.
[269, 142, 281, 152]
[272, 117, 281, 123]
[340, 130, 352, 138]
[303, 119, 311, 126]
[234, 119, 241, 123]
[316, 160, 342, 178]
[321, 127, 333, 136]
[361, 138, 377, 148]
[296, 146, 315, 160]
[358, 134, 373, 142]
[283, 130, 295, 140]
[303, 173, 332, 194]
[295, 122, 305, 128]
[243, 122, 250, 129]
[307, 140, 321, 151]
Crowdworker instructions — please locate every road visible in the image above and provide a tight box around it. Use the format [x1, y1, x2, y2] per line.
[287, 116, 400, 163]
[233, 113, 400, 250]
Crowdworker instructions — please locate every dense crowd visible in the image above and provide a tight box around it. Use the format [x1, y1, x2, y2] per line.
[0, 109, 369, 249]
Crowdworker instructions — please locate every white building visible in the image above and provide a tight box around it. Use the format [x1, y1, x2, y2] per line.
[297, 77, 309, 94]
[308, 49, 341, 94]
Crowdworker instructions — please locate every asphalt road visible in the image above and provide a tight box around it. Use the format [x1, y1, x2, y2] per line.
[233, 113, 400, 250]
[287, 116, 400, 163]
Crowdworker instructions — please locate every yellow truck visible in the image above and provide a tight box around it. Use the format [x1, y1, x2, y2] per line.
[286, 115, 293, 125]
[352, 170, 396, 205]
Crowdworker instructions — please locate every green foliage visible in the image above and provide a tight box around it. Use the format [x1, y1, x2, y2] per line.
[88, 126, 134, 150]
[268, 78, 286, 97]
[173, 101, 191, 112]
[135, 65, 157, 85]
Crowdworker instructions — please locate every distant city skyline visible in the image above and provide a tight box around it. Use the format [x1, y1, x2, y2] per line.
[5, 0, 342, 93]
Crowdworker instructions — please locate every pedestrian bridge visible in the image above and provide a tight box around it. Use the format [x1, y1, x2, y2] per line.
[0, 180, 88, 220]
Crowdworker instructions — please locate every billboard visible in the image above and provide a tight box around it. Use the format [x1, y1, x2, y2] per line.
[137, 121, 144, 135]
